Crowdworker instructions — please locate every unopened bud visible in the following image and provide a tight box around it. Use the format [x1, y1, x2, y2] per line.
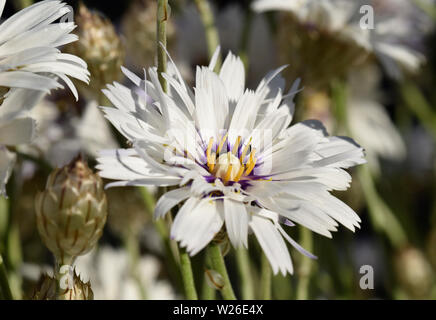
[65, 3, 125, 99]
[35, 156, 107, 265]
[121, 0, 175, 68]
[394, 247, 434, 298]
[205, 269, 224, 290]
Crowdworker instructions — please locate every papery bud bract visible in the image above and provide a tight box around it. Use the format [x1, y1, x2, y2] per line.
[65, 3, 125, 100]
[205, 269, 225, 290]
[35, 156, 107, 265]
[32, 271, 93, 300]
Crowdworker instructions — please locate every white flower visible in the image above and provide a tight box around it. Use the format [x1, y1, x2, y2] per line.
[252, 0, 427, 79]
[20, 99, 118, 168]
[0, 0, 90, 196]
[75, 246, 177, 300]
[0, 88, 45, 195]
[97, 49, 366, 275]
[0, 0, 90, 99]
[347, 64, 406, 174]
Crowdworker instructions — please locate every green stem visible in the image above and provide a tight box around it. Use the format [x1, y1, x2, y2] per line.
[259, 253, 272, 300]
[157, 0, 169, 91]
[332, 79, 408, 249]
[358, 165, 408, 248]
[139, 187, 183, 292]
[0, 254, 13, 300]
[208, 242, 236, 300]
[201, 275, 216, 300]
[125, 234, 148, 300]
[194, 0, 221, 68]
[400, 81, 436, 141]
[296, 227, 313, 300]
[235, 247, 254, 299]
[201, 252, 216, 300]
[179, 247, 198, 300]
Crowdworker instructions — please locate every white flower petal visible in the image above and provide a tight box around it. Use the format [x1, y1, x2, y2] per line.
[171, 198, 224, 255]
[249, 212, 293, 275]
[224, 198, 249, 248]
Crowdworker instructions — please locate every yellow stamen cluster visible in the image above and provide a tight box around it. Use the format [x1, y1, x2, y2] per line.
[206, 134, 257, 184]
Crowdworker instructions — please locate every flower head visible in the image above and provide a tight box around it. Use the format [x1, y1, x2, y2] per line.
[0, 0, 90, 196]
[252, 0, 428, 81]
[97, 48, 366, 275]
[0, 0, 90, 99]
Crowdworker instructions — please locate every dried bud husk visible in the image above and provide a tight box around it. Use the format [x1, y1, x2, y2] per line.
[107, 187, 150, 238]
[32, 271, 93, 300]
[212, 228, 230, 257]
[394, 247, 434, 299]
[35, 156, 107, 265]
[65, 3, 125, 100]
[205, 269, 224, 290]
[121, 0, 175, 69]
[277, 13, 369, 90]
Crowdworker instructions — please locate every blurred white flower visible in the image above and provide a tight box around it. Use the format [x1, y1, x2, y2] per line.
[252, 0, 429, 78]
[0, 88, 45, 195]
[75, 246, 177, 300]
[97, 48, 366, 275]
[0, 0, 90, 195]
[21, 99, 118, 168]
[0, 0, 90, 99]
[347, 64, 406, 174]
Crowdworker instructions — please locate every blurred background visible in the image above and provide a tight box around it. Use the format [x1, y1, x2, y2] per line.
[1, 0, 436, 299]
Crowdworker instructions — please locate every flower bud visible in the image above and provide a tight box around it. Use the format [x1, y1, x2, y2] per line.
[205, 269, 224, 290]
[65, 3, 125, 100]
[35, 156, 107, 265]
[32, 271, 93, 300]
[121, 0, 175, 69]
[394, 246, 434, 299]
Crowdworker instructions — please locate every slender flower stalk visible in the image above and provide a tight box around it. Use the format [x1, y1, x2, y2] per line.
[401, 82, 436, 141]
[332, 80, 407, 248]
[296, 227, 313, 300]
[260, 253, 272, 299]
[0, 254, 13, 300]
[208, 242, 236, 300]
[235, 248, 254, 300]
[157, 0, 198, 297]
[125, 234, 148, 299]
[179, 247, 198, 299]
[139, 188, 184, 293]
[157, 0, 169, 91]
[194, 0, 221, 69]
[202, 256, 217, 299]
[358, 165, 407, 248]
